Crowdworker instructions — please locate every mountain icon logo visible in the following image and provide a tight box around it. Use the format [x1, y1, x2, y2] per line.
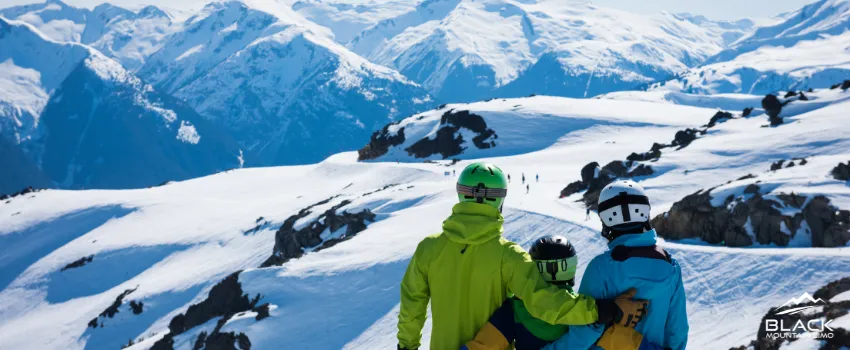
[775, 292, 826, 316]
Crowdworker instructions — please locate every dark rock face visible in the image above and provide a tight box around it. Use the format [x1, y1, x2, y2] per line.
[61, 255, 94, 271]
[798, 92, 809, 101]
[843, 80, 850, 90]
[833, 161, 850, 181]
[627, 143, 664, 162]
[652, 186, 850, 248]
[129, 300, 144, 315]
[672, 128, 703, 149]
[404, 110, 498, 159]
[88, 287, 138, 328]
[742, 107, 754, 117]
[770, 158, 808, 171]
[262, 197, 377, 267]
[783, 91, 798, 98]
[761, 94, 784, 126]
[152, 271, 266, 350]
[0, 186, 42, 201]
[731, 277, 850, 350]
[357, 122, 406, 161]
[195, 331, 252, 350]
[707, 111, 733, 128]
[560, 160, 655, 210]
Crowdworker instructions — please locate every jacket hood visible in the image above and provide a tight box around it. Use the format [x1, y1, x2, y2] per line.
[607, 228, 659, 249]
[442, 202, 504, 245]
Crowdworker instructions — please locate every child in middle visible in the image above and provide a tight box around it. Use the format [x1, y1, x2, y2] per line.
[463, 235, 662, 350]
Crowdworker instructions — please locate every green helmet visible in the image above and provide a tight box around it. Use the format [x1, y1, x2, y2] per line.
[456, 162, 508, 209]
[529, 235, 578, 287]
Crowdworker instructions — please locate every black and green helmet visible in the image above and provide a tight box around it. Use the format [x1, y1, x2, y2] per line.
[456, 162, 508, 209]
[529, 235, 578, 286]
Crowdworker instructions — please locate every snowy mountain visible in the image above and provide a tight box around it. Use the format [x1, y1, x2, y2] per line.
[652, 0, 850, 94]
[0, 17, 242, 192]
[138, 1, 433, 165]
[2, 80, 849, 349]
[670, 12, 763, 47]
[0, 0, 179, 70]
[347, 0, 733, 102]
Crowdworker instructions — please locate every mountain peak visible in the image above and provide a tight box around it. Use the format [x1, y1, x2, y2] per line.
[138, 5, 170, 19]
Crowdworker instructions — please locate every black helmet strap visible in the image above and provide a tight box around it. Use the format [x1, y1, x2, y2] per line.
[456, 183, 507, 201]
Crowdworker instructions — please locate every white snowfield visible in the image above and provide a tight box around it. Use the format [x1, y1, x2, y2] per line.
[653, 0, 850, 95]
[1, 88, 850, 350]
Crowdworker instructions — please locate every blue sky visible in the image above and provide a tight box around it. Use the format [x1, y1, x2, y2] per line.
[2, 0, 815, 20]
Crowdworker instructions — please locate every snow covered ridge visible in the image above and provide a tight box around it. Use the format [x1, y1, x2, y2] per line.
[0, 17, 242, 192]
[0, 0, 179, 70]
[356, 95, 713, 163]
[651, 0, 850, 95]
[137, 1, 433, 166]
[346, 0, 737, 102]
[2, 87, 850, 349]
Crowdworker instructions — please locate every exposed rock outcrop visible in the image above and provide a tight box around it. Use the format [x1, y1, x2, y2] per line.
[404, 110, 498, 159]
[357, 121, 406, 161]
[261, 197, 376, 267]
[0, 186, 42, 201]
[762, 94, 785, 126]
[652, 185, 850, 248]
[742, 107, 754, 117]
[706, 111, 734, 128]
[88, 287, 138, 328]
[770, 157, 808, 171]
[560, 161, 655, 210]
[151, 271, 267, 350]
[61, 255, 94, 271]
[833, 161, 850, 181]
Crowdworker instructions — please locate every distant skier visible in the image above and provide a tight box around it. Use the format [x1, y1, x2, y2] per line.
[586, 208, 591, 221]
[544, 180, 688, 350]
[397, 163, 650, 350]
[526, 184, 530, 194]
[508, 174, 511, 183]
[522, 173, 526, 184]
[536, 174, 539, 183]
[453, 169, 456, 176]
[464, 235, 663, 350]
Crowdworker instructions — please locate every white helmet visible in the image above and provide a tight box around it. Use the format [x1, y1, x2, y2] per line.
[597, 180, 651, 236]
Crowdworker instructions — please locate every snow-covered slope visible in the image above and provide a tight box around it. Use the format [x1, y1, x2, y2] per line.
[0, 17, 242, 191]
[138, 1, 433, 166]
[348, 0, 732, 102]
[670, 12, 764, 47]
[2, 85, 849, 349]
[0, 0, 179, 70]
[652, 0, 850, 95]
[289, 0, 421, 43]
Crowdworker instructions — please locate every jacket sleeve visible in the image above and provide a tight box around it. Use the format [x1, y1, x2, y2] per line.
[664, 261, 688, 350]
[398, 240, 432, 349]
[543, 256, 608, 350]
[502, 242, 598, 326]
[464, 298, 515, 350]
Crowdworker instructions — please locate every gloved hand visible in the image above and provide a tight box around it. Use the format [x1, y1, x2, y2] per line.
[595, 288, 648, 328]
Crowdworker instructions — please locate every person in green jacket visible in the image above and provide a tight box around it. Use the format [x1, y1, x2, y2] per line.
[397, 162, 649, 350]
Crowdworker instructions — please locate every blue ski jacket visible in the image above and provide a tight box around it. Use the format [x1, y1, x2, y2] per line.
[543, 229, 689, 350]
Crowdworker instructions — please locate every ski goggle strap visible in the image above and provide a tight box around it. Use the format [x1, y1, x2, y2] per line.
[597, 193, 650, 212]
[535, 256, 578, 284]
[456, 183, 507, 199]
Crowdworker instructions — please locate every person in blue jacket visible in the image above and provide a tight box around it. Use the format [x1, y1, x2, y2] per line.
[545, 180, 689, 350]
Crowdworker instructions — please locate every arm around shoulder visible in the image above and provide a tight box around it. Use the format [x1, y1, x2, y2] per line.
[501, 241, 598, 326]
